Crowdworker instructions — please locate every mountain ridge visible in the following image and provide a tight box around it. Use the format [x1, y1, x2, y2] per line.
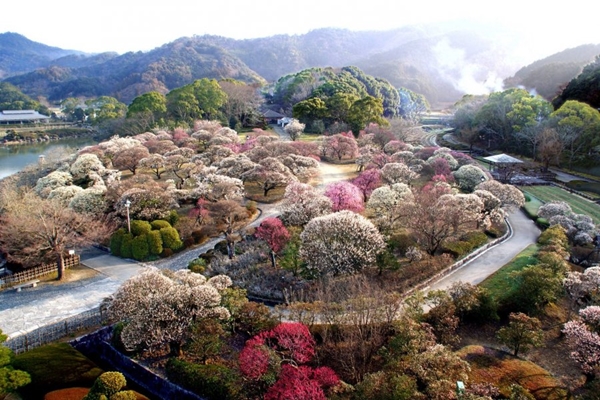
[2, 28, 599, 109]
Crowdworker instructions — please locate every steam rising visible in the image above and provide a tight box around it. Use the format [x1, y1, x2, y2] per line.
[432, 38, 504, 95]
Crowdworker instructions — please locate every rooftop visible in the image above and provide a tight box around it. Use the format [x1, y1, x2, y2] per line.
[0, 110, 50, 122]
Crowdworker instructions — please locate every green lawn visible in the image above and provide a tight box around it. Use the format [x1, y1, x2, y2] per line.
[519, 185, 600, 224]
[480, 244, 539, 303]
[521, 192, 545, 220]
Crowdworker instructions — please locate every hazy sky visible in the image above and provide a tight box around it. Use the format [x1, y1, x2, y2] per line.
[3, 0, 599, 62]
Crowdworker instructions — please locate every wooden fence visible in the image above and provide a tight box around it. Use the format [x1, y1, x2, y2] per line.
[0, 255, 80, 290]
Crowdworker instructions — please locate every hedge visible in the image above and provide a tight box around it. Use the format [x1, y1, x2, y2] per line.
[130, 220, 152, 237]
[131, 234, 149, 261]
[119, 233, 134, 259]
[160, 227, 183, 251]
[165, 358, 241, 400]
[151, 220, 171, 230]
[147, 230, 163, 256]
[110, 228, 127, 256]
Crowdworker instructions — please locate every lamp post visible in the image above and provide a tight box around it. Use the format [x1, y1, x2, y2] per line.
[125, 199, 131, 233]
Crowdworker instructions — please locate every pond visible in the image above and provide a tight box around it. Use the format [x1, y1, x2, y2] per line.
[0, 137, 99, 180]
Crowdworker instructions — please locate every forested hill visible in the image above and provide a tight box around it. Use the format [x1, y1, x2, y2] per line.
[552, 55, 600, 110]
[2, 27, 599, 108]
[504, 44, 600, 101]
[0, 32, 82, 79]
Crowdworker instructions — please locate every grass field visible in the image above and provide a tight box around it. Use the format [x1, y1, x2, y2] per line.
[519, 185, 600, 224]
[480, 244, 539, 303]
[521, 192, 545, 220]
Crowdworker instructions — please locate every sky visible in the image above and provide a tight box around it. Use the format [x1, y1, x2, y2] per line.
[3, 0, 600, 62]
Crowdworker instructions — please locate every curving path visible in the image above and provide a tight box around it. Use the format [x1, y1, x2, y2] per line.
[426, 209, 540, 291]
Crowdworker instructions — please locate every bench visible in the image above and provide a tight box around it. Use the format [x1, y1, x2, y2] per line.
[14, 279, 40, 292]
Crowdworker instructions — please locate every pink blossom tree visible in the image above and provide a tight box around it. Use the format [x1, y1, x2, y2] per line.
[255, 217, 291, 268]
[324, 181, 364, 213]
[352, 168, 382, 202]
[321, 133, 358, 161]
[563, 305, 600, 377]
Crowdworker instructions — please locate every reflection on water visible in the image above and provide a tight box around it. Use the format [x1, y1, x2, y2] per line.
[0, 137, 98, 180]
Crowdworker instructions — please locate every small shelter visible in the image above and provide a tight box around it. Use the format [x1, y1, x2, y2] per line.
[483, 154, 523, 183]
[262, 110, 286, 124]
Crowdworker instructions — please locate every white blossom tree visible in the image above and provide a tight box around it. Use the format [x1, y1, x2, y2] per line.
[475, 180, 525, 211]
[563, 266, 600, 307]
[241, 157, 297, 197]
[279, 182, 332, 226]
[453, 164, 487, 192]
[381, 162, 420, 185]
[107, 268, 231, 355]
[280, 154, 319, 181]
[539, 201, 597, 245]
[284, 118, 306, 141]
[563, 305, 600, 377]
[34, 170, 74, 198]
[366, 183, 414, 232]
[195, 173, 245, 202]
[69, 153, 106, 183]
[300, 211, 385, 276]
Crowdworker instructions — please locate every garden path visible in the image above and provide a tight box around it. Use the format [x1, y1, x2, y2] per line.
[426, 208, 541, 291]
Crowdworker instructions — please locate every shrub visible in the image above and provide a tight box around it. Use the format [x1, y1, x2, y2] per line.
[109, 228, 127, 256]
[130, 220, 152, 237]
[131, 234, 150, 261]
[191, 230, 208, 244]
[161, 248, 173, 258]
[119, 233, 134, 259]
[237, 301, 279, 336]
[388, 232, 416, 254]
[13, 343, 102, 398]
[444, 231, 488, 258]
[188, 258, 207, 274]
[146, 230, 163, 255]
[166, 210, 180, 226]
[184, 237, 195, 248]
[165, 358, 241, 400]
[150, 219, 171, 230]
[246, 200, 258, 214]
[83, 371, 127, 400]
[160, 227, 183, 251]
[110, 391, 138, 400]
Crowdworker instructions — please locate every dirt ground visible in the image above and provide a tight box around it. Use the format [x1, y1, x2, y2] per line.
[457, 301, 588, 395]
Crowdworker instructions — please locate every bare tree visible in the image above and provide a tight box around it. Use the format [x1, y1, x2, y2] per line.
[0, 191, 112, 280]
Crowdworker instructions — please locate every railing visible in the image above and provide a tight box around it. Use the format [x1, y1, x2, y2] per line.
[4, 306, 104, 354]
[0, 255, 80, 290]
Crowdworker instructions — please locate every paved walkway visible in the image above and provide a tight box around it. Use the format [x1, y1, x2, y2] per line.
[0, 204, 280, 339]
[427, 208, 540, 291]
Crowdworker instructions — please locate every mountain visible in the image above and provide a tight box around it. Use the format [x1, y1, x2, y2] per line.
[2, 27, 597, 108]
[0, 32, 83, 79]
[504, 44, 600, 100]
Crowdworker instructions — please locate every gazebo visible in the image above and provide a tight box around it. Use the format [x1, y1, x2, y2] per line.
[483, 154, 523, 183]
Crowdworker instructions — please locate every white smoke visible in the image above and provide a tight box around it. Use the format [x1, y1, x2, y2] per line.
[432, 38, 505, 95]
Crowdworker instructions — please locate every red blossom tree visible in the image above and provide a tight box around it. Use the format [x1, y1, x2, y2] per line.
[324, 181, 364, 213]
[239, 322, 339, 399]
[255, 217, 291, 268]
